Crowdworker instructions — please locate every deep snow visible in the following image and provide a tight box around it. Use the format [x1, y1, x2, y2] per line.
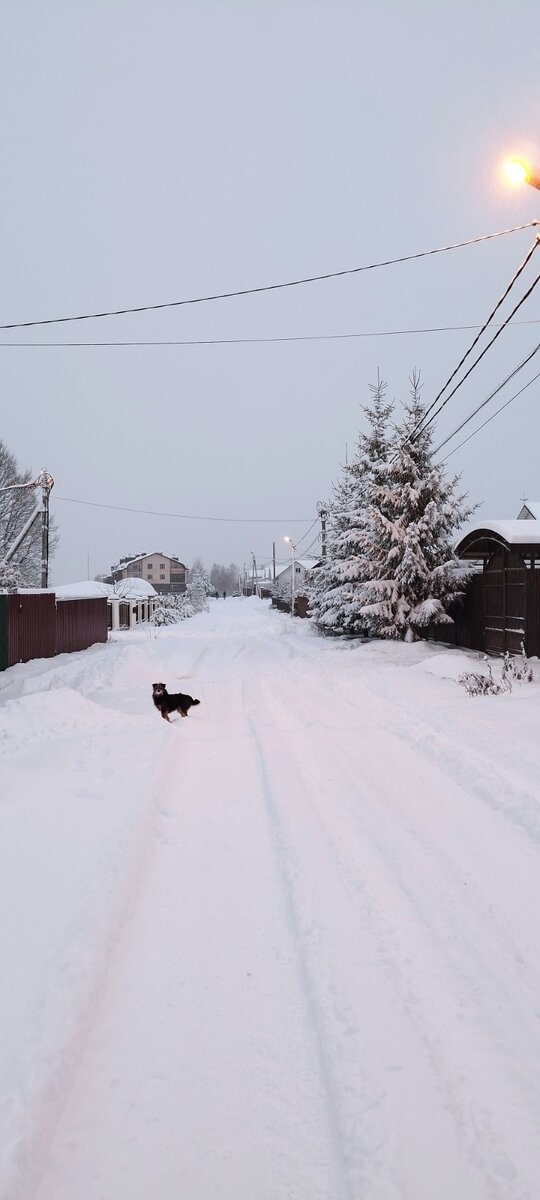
[1, 599, 540, 1199]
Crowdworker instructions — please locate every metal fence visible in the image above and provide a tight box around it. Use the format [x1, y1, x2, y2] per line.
[0, 593, 108, 670]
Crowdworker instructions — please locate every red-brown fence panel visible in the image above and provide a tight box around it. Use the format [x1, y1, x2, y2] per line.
[7, 593, 57, 666]
[55, 598, 108, 655]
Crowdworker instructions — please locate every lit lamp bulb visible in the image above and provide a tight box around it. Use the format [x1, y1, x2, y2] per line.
[504, 159, 530, 186]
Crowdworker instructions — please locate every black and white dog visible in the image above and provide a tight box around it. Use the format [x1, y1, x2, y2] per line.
[152, 682, 200, 721]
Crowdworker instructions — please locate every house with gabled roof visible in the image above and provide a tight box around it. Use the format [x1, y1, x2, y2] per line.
[517, 499, 540, 521]
[111, 551, 188, 595]
[274, 557, 321, 593]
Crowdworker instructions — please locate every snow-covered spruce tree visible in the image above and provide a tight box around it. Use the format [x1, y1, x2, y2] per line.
[360, 371, 472, 641]
[187, 567, 209, 615]
[309, 372, 393, 634]
[190, 557, 213, 597]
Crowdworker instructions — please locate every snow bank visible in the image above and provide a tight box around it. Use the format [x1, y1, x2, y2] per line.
[0, 643, 172, 1200]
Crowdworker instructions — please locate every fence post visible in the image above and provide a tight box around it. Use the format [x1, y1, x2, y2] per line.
[0, 595, 7, 671]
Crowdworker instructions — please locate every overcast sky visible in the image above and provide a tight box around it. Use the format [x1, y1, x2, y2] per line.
[1, 0, 539, 583]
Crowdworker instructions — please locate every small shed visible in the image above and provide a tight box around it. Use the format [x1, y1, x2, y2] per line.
[454, 520, 540, 655]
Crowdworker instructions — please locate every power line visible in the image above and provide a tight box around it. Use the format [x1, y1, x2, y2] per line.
[54, 494, 313, 523]
[1, 220, 537, 332]
[442, 369, 540, 461]
[407, 235, 540, 443]
[299, 532, 322, 557]
[434, 339, 540, 456]
[295, 517, 319, 546]
[412, 264, 540, 443]
[3, 317, 540, 348]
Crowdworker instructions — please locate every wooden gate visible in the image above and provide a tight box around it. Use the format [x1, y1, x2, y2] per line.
[484, 550, 526, 654]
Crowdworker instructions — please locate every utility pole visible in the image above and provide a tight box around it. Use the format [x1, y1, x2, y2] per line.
[0, 468, 54, 586]
[317, 502, 328, 559]
[272, 541, 276, 583]
[38, 471, 54, 588]
[251, 551, 257, 596]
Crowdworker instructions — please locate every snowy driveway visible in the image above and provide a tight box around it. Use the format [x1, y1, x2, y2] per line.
[1, 598, 540, 1199]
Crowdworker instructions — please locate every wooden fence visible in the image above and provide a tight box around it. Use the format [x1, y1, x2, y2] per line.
[271, 595, 310, 618]
[0, 593, 108, 670]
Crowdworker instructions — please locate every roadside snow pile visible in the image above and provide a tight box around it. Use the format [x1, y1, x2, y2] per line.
[411, 650, 475, 682]
[0, 642, 172, 1200]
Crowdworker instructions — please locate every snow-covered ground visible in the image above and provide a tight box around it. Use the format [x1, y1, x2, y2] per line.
[1, 598, 540, 1200]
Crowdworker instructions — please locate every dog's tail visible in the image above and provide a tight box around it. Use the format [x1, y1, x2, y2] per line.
[192, 698, 200, 706]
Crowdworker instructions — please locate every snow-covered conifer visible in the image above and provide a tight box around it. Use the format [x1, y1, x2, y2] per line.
[310, 372, 393, 634]
[187, 567, 209, 615]
[360, 371, 472, 641]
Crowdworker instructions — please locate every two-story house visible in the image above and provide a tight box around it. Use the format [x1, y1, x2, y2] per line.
[111, 552, 188, 595]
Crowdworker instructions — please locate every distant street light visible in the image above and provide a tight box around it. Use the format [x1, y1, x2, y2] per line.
[504, 158, 540, 192]
[284, 536, 296, 618]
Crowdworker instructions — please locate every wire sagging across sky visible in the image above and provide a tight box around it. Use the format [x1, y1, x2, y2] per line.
[54, 495, 314, 524]
[402, 235, 540, 451]
[0, 221, 537, 332]
[442, 368, 540, 462]
[434, 339, 540, 457]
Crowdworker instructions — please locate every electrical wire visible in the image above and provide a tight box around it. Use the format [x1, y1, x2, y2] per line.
[54, 494, 313, 523]
[410, 264, 540, 444]
[3, 317, 540, 347]
[408, 236, 539, 434]
[433, 339, 540, 455]
[299, 532, 322, 556]
[294, 517, 319, 547]
[442, 368, 540, 461]
[1, 221, 537, 332]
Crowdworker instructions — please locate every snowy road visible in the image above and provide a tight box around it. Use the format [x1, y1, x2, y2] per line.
[2, 599, 540, 1199]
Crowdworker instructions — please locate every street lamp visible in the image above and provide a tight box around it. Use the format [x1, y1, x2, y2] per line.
[284, 536, 296, 617]
[504, 158, 540, 192]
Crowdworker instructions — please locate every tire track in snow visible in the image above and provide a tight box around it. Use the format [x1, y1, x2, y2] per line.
[248, 667, 540, 1199]
[3, 729, 177, 1200]
[243, 686, 356, 1200]
[243, 677, 488, 1199]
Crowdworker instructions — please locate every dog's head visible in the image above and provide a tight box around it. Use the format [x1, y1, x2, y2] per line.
[152, 682, 167, 698]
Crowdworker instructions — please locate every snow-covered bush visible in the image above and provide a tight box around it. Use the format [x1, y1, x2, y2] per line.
[0, 561, 26, 591]
[150, 593, 195, 626]
[458, 645, 533, 696]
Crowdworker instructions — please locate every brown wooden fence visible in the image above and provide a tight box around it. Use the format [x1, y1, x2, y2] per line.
[0, 593, 108, 670]
[56, 598, 108, 655]
[271, 594, 310, 618]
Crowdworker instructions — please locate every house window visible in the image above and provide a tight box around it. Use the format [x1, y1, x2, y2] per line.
[160, 563, 166, 569]
[295, 566, 301, 573]
[160, 574, 165, 580]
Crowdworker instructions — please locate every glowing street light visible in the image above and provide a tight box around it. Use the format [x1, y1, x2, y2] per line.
[284, 536, 296, 618]
[504, 157, 540, 192]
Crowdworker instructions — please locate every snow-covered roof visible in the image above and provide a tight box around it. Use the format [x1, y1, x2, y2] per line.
[51, 580, 115, 600]
[455, 519, 540, 558]
[274, 557, 321, 578]
[114, 551, 186, 570]
[114, 577, 157, 598]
